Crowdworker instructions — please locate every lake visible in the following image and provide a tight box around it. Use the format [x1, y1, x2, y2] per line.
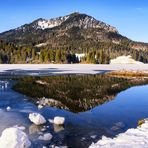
[0, 79, 148, 148]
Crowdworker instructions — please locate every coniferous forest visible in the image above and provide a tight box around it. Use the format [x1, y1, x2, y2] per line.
[0, 39, 148, 64]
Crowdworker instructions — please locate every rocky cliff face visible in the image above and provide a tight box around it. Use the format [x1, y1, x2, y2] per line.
[16, 12, 118, 33]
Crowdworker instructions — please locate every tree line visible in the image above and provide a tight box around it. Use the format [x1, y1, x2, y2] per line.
[0, 40, 148, 64]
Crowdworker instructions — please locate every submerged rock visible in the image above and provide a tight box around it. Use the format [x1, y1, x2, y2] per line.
[29, 113, 46, 125]
[0, 127, 31, 148]
[90, 135, 97, 139]
[38, 133, 53, 141]
[111, 122, 125, 131]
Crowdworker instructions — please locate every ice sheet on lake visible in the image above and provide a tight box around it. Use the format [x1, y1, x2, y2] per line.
[0, 64, 148, 75]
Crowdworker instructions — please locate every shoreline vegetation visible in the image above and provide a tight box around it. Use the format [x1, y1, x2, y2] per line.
[106, 70, 148, 77]
[12, 71, 148, 112]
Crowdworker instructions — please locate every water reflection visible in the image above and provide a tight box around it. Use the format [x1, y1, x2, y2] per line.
[53, 124, 65, 133]
[13, 75, 148, 112]
[0, 80, 148, 148]
[29, 124, 43, 135]
[0, 81, 8, 90]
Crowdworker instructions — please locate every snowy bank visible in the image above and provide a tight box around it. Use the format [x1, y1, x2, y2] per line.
[0, 127, 31, 148]
[29, 113, 46, 125]
[110, 55, 143, 64]
[0, 64, 148, 75]
[89, 119, 148, 148]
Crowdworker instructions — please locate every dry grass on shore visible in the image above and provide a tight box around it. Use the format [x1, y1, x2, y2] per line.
[106, 70, 148, 77]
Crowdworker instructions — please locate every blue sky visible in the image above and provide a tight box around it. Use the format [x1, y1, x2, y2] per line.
[0, 0, 148, 42]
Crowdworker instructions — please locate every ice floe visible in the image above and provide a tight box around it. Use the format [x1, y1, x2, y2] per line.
[29, 113, 46, 125]
[6, 106, 11, 111]
[53, 116, 65, 125]
[0, 127, 31, 148]
[50, 116, 65, 125]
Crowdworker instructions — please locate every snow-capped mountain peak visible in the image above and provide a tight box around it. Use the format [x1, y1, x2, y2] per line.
[14, 12, 118, 33]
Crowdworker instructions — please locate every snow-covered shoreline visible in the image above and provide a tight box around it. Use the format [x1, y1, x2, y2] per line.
[0, 64, 148, 75]
[89, 119, 148, 148]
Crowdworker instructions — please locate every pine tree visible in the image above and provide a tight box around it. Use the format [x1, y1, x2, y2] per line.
[44, 51, 49, 63]
[55, 50, 62, 63]
[31, 48, 36, 60]
[99, 49, 104, 64]
[40, 51, 44, 63]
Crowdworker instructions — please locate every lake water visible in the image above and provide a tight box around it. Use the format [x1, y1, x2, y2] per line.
[0, 80, 148, 148]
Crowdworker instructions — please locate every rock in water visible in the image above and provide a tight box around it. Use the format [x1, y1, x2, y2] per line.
[29, 113, 46, 125]
[53, 116, 65, 125]
[0, 127, 31, 148]
[38, 104, 43, 109]
[38, 133, 52, 141]
[6, 106, 11, 111]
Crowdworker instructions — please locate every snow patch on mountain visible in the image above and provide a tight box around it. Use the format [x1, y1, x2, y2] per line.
[37, 16, 69, 30]
[35, 43, 47, 47]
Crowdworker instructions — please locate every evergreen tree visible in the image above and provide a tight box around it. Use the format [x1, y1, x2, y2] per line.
[55, 50, 62, 63]
[40, 51, 44, 63]
[99, 49, 104, 64]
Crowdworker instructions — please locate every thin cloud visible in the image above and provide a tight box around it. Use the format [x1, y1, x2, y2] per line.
[136, 7, 145, 13]
[136, 7, 143, 10]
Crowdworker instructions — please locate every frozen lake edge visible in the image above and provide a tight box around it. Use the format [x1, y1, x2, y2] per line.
[0, 64, 148, 75]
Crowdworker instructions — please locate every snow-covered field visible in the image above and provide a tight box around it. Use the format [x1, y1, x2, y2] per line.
[0, 64, 148, 75]
[90, 119, 148, 148]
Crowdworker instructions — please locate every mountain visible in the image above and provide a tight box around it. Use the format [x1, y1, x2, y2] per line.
[0, 12, 128, 45]
[0, 12, 148, 64]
